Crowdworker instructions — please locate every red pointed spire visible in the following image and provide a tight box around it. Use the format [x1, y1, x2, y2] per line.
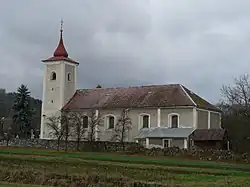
[42, 20, 79, 65]
[53, 20, 68, 57]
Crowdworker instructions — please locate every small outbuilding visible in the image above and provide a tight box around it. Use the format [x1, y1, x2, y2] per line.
[189, 129, 229, 150]
[134, 127, 195, 149]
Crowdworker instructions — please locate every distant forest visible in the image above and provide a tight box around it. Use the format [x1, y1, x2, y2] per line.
[0, 88, 42, 131]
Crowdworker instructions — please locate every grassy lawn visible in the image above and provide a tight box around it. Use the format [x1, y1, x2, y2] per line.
[0, 147, 249, 170]
[0, 147, 249, 186]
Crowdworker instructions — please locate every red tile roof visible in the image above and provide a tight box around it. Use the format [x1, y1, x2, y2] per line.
[53, 33, 68, 58]
[63, 84, 221, 112]
[42, 56, 79, 65]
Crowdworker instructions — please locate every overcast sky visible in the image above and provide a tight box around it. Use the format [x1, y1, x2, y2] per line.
[1, 0, 250, 103]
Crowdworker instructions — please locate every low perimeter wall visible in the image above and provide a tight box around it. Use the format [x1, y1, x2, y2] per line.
[0, 138, 140, 152]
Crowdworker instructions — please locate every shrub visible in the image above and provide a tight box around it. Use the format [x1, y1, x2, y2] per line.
[126, 144, 145, 155]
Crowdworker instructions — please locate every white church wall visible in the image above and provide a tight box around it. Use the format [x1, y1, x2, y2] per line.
[64, 63, 77, 105]
[41, 61, 77, 139]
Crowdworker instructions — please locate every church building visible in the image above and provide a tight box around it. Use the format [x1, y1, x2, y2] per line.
[40, 23, 226, 149]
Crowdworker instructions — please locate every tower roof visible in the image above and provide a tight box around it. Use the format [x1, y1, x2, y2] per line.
[53, 26, 68, 57]
[42, 20, 79, 65]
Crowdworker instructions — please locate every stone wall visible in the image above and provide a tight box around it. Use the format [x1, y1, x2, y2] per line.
[0, 138, 140, 152]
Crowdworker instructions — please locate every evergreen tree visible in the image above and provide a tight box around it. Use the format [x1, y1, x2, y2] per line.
[12, 85, 34, 138]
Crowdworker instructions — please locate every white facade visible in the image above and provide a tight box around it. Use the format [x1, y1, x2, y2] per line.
[40, 60, 78, 139]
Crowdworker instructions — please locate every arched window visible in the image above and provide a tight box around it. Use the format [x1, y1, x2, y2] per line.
[82, 116, 88, 129]
[51, 72, 56, 80]
[171, 115, 178, 128]
[139, 114, 150, 129]
[142, 115, 149, 128]
[106, 115, 115, 129]
[67, 73, 72, 81]
[168, 113, 180, 128]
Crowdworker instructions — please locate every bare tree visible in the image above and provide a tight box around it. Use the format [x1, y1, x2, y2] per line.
[0, 117, 12, 146]
[61, 111, 72, 152]
[4, 127, 12, 146]
[221, 74, 250, 152]
[87, 109, 102, 142]
[69, 111, 88, 150]
[221, 74, 250, 115]
[46, 115, 65, 151]
[111, 109, 132, 150]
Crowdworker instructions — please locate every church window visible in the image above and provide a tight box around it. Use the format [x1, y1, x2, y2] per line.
[168, 113, 180, 128]
[51, 72, 56, 80]
[139, 114, 150, 129]
[106, 115, 115, 129]
[142, 115, 149, 128]
[82, 116, 88, 129]
[67, 73, 72, 81]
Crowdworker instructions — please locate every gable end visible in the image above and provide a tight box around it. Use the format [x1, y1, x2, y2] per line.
[180, 84, 197, 106]
[181, 86, 221, 112]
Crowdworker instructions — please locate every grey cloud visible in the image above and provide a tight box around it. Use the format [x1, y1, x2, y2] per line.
[1, 0, 250, 103]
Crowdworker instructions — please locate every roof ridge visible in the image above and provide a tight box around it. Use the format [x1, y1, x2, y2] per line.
[77, 84, 181, 91]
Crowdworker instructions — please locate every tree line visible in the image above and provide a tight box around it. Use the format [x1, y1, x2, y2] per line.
[220, 74, 250, 153]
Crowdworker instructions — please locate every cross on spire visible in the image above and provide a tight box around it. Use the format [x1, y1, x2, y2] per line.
[60, 18, 64, 34]
[51, 19, 68, 57]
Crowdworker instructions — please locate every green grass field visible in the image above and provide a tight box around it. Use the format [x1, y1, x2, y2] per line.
[0, 182, 49, 187]
[0, 147, 249, 186]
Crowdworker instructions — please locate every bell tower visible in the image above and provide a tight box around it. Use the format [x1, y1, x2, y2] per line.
[40, 20, 79, 139]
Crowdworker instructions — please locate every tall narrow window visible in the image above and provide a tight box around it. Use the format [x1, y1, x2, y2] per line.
[108, 116, 115, 129]
[139, 114, 150, 129]
[67, 73, 72, 81]
[142, 115, 149, 128]
[82, 116, 88, 129]
[171, 115, 178, 128]
[51, 72, 56, 80]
